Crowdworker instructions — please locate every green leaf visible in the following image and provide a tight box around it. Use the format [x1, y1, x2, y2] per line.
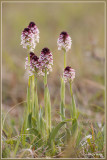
[13, 137, 21, 157]
[57, 111, 65, 120]
[49, 121, 66, 142]
[66, 128, 71, 142]
[27, 113, 32, 128]
[47, 87, 51, 132]
[76, 109, 80, 119]
[27, 128, 41, 138]
[38, 105, 45, 136]
[56, 131, 66, 142]
[49, 119, 72, 142]
[71, 118, 78, 137]
[27, 85, 31, 113]
[76, 128, 82, 146]
[60, 78, 65, 121]
[71, 95, 77, 119]
[35, 90, 39, 119]
[32, 117, 37, 128]
[60, 102, 65, 120]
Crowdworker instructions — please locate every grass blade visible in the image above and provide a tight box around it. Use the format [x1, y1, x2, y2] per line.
[49, 121, 66, 141]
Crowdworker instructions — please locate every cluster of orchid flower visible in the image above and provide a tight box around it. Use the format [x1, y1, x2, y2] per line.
[57, 31, 75, 83]
[20, 22, 77, 151]
[21, 22, 75, 83]
[25, 48, 53, 77]
[21, 22, 53, 77]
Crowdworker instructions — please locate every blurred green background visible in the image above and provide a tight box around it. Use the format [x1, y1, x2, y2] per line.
[2, 2, 105, 124]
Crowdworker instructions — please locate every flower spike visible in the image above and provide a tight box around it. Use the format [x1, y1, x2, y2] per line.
[39, 47, 53, 75]
[57, 31, 72, 52]
[21, 22, 40, 51]
[25, 52, 43, 77]
[63, 66, 75, 83]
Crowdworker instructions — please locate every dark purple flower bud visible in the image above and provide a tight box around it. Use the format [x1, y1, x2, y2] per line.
[41, 48, 50, 55]
[28, 22, 36, 28]
[60, 31, 68, 42]
[31, 55, 39, 67]
[32, 55, 39, 61]
[30, 52, 35, 59]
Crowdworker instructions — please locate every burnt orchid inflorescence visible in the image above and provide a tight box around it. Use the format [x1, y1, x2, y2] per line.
[25, 47, 53, 77]
[28, 22, 40, 44]
[39, 47, 53, 75]
[25, 52, 43, 77]
[57, 31, 72, 52]
[21, 22, 53, 77]
[21, 22, 39, 51]
[63, 66, 75, 83]
[57, 30, 76, 122]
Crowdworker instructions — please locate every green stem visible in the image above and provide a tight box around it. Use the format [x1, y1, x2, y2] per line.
[70, 81, 73, 97]
[69, 81, 76, 118]
[35, 74, 37, 90]
[44, 68, 47, 86]
[63, 51, 66, 105]
[60, 78, 65, 121]
[60, 50, 66, 121]
[35, 74, 39, 121]
[64, 50, 66, 69]
[27, 53, 31, 115]
[48, 88, 51, 132]
[44, 68, 48, 137]
[63, 50, 66, 111]
[44, 69, 51, 133]
[32, 75, 35, 116]
[28, 52, 30, 86]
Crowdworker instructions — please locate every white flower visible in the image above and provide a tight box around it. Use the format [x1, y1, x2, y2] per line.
[21, 22, 40, 51]
[25, 52, 43, 77]
[28, 22, 40, 44]
[57, 31, 72, 52]
[39, 48, 53, 75]
[63, 66, 75, 83]
[21, 28, 35, 51]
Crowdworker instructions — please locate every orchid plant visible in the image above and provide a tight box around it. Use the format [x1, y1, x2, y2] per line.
[19, 22, 78, 157]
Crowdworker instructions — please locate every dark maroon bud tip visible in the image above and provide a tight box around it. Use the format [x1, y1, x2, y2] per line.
[60, 31, 68, 40]
[65, 66, 71, 71]
[32, 55, 39, 61]
[24, 28, 30, 32]
[30, 52, 35, 58]
[28, 22, 36, 28]
[42, 47, 50, 55]
[60, 31, 68, 36]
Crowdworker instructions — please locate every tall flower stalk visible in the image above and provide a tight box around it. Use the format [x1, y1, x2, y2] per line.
[21, 22, 40, 128]
[63, 66, 76, 119]
[57, 31, 72, 121]
[25, 52, 41, 128]
[39, 48, 53, 137]
[21, 22, 53, 140]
